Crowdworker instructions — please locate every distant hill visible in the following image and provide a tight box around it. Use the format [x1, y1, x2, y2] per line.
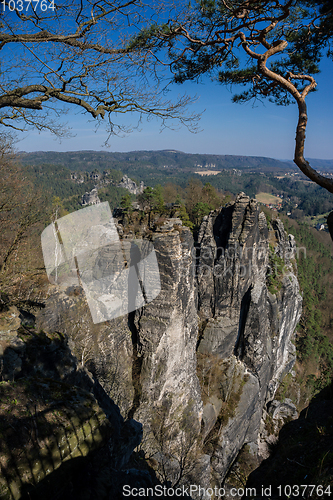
[283, 158, 333, 173]
[19, 150, 296, 176]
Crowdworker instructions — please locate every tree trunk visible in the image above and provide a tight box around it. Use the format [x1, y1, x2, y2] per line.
[293, 98, 333, 193]
[293, 99, 333, 242]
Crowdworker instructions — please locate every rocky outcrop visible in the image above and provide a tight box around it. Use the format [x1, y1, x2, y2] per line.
[36, 222, 205, 487]
[0, 305, 144, 500]
[35, 287, 136, 417]
[34, 193, 301, 492]
[81, 188, 100, 206]
[0, 376, 111, 500]
[130, 227, 203, 480]
[70, 172, 84, 183]
[247, 397, 333, 495]
[118, 175, 144, 195]
[195, 194, 301, 483]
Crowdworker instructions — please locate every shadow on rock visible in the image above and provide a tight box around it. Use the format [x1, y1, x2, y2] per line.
[246, 382, 333, 498]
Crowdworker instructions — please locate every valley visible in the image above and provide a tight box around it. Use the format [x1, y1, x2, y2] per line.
[0, 149, 332, 498]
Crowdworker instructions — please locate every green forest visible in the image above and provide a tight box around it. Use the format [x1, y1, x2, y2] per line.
[19, 150, 296, 174]
[283, 219, 333, 397]
[24, 151, 331, 220]
[26, 163, 129, 212]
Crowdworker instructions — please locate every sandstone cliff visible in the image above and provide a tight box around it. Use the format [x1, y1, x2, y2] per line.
[118, 175, 144, 195]
[25, 193, 301, 495]
[0, 304, 147, 500]
[195, 193, 301, 486]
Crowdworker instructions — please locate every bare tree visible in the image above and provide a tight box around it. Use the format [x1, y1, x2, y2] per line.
[0, 0, 199, 141]
[0, 135, 46, 290]
[148, 399, 202, 488]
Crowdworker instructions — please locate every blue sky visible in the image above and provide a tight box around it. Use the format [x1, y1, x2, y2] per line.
[17, 53, 333, 161]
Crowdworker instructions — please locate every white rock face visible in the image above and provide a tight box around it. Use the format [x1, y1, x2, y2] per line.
[36, 194, 302, 490]
[118, 174, 144, 195]
[195, 194, 301, 484]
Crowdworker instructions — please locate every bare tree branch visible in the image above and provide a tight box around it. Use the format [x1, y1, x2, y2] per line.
[139, 0, 333, 195]
[0, 0, 200, 138]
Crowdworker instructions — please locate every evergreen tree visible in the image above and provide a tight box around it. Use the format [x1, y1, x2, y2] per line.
[120, 192, 133, 223]
[132, 0, 333, 233]
[120, 193, 133, 214]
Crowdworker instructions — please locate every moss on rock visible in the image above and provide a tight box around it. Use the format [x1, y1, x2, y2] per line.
[0, 378, 111, 499]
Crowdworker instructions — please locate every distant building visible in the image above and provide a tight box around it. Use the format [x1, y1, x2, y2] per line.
[316, 223, 325, 231]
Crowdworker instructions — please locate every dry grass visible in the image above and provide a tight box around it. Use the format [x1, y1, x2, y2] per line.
[195, 170, 221, 176]
[256, 192, 281, 205]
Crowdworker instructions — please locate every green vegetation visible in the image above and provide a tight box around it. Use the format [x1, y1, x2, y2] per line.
[178, 205, 194, 230]
[305, 211, 331, 228]
[20, 151, 333, 221]
[19, 150, 294, 176]
[181, 180, 224, 230]
[283, 218, 333, 397]
[271, 176, 333, 218]
[27, 163, 93, 204]
[24, 163, 129, 214]
[96, 184, 130, 211]
[114, 179, 225, 232]
[199, 353, 250, 455]
[120, 192, 134, 215]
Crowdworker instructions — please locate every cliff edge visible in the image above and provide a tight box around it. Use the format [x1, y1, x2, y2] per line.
[12, 193, 302, 496]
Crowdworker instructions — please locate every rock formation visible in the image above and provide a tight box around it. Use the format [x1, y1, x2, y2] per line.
[195, 193, 301, 484]
[11, 193, 301, 495]
[81, 187, 100, 206]
[118, 174, 144, 195]
[70, 172, 84, 183]
[0, 304, 145, 499]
